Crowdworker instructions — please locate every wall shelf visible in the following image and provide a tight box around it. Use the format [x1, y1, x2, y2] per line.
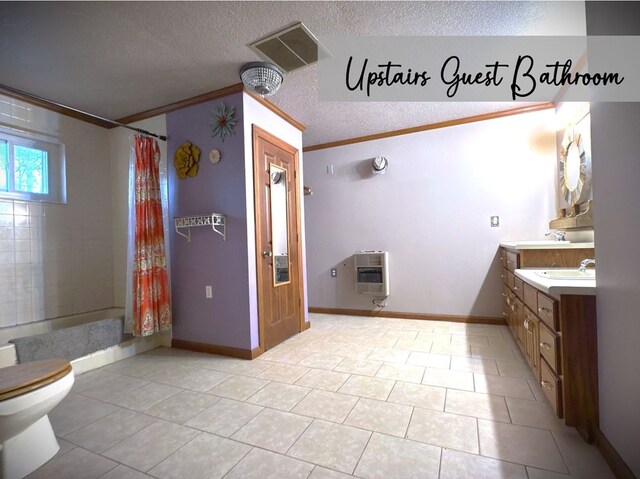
[174, 213, 226, 242]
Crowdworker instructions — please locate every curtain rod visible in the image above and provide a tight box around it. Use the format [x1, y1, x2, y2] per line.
[0, 83, 167, 142]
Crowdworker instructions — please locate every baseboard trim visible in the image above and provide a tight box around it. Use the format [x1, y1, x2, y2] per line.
[171, 339, 263, 360]
[595, 428, 636, 479]
[308, 307, 506, 325]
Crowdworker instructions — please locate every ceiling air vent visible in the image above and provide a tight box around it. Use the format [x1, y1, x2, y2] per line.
[249, 23, 326, 73]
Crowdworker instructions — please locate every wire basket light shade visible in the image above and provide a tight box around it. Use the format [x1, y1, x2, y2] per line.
[240, 62, 284, 96]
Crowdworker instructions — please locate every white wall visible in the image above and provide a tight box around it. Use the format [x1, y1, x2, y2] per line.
[242, 93, 307, 348]
[585, 4, 640, 475]
[304, 109, 557, 317]
[0, 94, 114, 328]
[109, 116, 167, 307]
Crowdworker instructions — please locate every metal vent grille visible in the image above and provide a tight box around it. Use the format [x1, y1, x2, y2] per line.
[249, 23, 325, 73]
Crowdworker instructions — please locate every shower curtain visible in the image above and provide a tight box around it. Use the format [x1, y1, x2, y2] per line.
[126, 135, 171, 336]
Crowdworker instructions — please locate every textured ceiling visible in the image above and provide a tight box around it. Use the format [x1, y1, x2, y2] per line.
[0, 1, 586, 146]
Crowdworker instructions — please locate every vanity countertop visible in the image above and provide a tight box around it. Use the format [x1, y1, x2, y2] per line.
[515, 269, 596, 296]
[500, 241, 595, 251]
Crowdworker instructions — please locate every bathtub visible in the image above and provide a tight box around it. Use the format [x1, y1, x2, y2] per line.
[0, 308, 171, 372]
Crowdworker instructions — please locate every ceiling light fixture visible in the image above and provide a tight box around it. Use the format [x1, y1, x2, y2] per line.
[240, 62, 284, 97]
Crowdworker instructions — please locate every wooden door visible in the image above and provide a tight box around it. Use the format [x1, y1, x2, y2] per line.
[253, 125, 303, 351]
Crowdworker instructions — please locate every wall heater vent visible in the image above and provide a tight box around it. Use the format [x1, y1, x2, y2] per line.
[354, 251, 389, 296]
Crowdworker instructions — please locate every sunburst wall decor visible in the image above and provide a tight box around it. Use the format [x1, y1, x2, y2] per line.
[210, 103, 237, 142]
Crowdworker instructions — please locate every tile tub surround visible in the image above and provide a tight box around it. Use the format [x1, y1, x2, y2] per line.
[34, 314, 614, 479]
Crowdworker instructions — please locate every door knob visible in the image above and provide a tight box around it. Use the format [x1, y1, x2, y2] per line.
[262, 250, 273, 258]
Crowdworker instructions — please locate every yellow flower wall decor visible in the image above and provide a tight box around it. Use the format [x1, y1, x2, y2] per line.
[174, 141, 201, 179]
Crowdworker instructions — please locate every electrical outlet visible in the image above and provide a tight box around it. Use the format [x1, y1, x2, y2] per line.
[331, 268, 337, 277]
[205, 285, 212, 298]
[490, 216, 500, 227]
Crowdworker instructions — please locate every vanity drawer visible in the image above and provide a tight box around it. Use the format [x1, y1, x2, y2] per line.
[502, 284, 511, 304]
[539, 322, 561, 374]
[537, 292, 558, 331]
[506, 271, 516, 289]
[501, 268, 508, 285]
[540, 358, 563, 417]
[505, 251, 519, 272]
[500, 249, 508, 269]
[523, 283, 538, 313]
[513, 277, 524, 300]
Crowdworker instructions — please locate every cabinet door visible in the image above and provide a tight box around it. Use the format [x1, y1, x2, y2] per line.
[524, 310, 540, 381]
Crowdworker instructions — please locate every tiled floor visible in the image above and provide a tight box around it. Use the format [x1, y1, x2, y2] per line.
[31, 313, 614, 478]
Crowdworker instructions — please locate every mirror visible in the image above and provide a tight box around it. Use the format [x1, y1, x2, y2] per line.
[270, 164, 290, 285]
[559, 125, 591, 207]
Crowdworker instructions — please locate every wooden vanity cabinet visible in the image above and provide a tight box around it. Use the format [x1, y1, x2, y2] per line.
[498, 246, 598, 444]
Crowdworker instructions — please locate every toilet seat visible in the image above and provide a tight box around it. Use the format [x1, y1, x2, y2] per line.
[0, 359, 72, 401]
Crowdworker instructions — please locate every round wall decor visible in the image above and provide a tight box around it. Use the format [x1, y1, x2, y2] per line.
[559, 126, 591, 206]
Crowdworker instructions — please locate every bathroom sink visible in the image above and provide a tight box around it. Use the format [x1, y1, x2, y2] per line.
[511, 240, 569, 246]
[535, 270, 595, 280]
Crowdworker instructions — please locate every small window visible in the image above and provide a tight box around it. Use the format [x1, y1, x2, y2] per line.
[0, 130, 65, 203]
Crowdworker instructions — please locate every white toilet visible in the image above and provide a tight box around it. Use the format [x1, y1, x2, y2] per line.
[0, 359, 75, 479]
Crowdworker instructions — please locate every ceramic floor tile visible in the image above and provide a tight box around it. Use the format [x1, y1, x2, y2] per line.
[526, 468, 573, 479]
[64, 408, 156, 453]
[505, 397, 566, 430]
[144, 389, 219, 424]
[246, 381, 311, 411]
[307, 466, 354, 479]
[474, 373, 535, 400]
[332, 343, 375, 359]
[407, 351, 451, 369]
[367, 347, 411, 364]
[333, 357, 382, 376]
[478, 419, 569, 473]
[375, 362, 425, 383]
[185, 398, 263, 437]
[100, 381, 183, 411]
[552, 428, 615, 478]
[422, 367, 475, 391]
[257, 363, 311, 384]
[450, 334, 490, 347]
[203, 357, 273, 376]
[149, 366, 231, 392]
[50, 394, 120, 437]
[440, 448, 528, 479]
[225, 448, 314, 479]
[103, 420, 200, 472]
[451, 356, 499, 375]
[98, 465, 155, 479]
[354, 432, 441, 479]
[471, 345, 521, 361]
[26, 447, 118, 479]
[295, 368, 350, 391]
[387, 381, 446, 411]
[287, 419, 371, 474]
[149, 432, 251, 479]
[231, 408, 312, 453]
[392, 339, 433, 353]
[445, 389, 511, 422]
[430, 342, 472, 357]
[344, 397, 413, 437]
[298, 352, 345, 370]
[208, 375, 269, 401]
[291, 389, 358, 423]
[496, 360, 535, 379]
[72, 370, 148, 396]
[338, 374, 395, 400]
[383, 330, 418, 341]
[407, 407, 479, 453]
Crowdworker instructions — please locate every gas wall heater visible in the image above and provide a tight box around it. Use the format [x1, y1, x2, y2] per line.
[354, 251, 389, 296]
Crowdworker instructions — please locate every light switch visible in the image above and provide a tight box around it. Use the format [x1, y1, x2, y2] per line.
[205, 285, 213, 298]
[331, 268, 337, 277]
[490, 216, 500, 227]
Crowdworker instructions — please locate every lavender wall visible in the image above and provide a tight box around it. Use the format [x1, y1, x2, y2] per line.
[303, 109, 557, 317]
[167, 93, 253, 350]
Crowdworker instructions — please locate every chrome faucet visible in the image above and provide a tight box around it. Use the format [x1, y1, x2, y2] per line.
[579, 258, 596, 273]
[545, 231, 566, 241]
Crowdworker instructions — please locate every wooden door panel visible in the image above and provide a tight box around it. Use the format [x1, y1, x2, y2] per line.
[253, 126, 302, 351]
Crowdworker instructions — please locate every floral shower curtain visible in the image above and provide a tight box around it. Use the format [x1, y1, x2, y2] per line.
[131, 135, 171, 336]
